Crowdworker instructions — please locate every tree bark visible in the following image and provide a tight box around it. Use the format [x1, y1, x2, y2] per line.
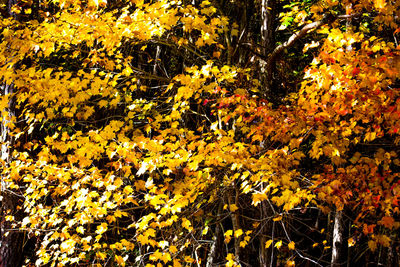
[259, 192, 274, 266]
[206, 201, 223, 267]
[260, 0, 276, 56]
[260, 0, 276, 95]
[227, 188, 241, 264]
[0, 83, 24, 267]
[206, 223, 220, 267]
[331, 210, 346, 266]
[0, 1, 26, 266]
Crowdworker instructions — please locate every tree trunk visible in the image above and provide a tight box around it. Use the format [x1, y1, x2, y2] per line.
[259, 189, 274, 266]
[0, 1, 26, 265]
[260, 0, 275, 56]
[260, 0, 276, 95]
[331, 210, 346, 266]
[0, 83, 24, 267]
[0, 193, 25, 267]
[227, 188, 241, 264]
[206, 223, 220, 267]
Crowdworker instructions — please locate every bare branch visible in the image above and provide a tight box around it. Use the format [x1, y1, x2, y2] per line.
[266, 13, 335, 68]
[266, 13, 361, 68]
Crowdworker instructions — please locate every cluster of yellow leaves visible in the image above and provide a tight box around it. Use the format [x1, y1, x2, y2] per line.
[0, 0, 235, 266]
[2, 0, 400, 266]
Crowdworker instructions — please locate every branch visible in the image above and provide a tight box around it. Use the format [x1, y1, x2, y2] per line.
[239, 13, 361, 68]
[257, 12, 362, 96]
[266, 13, 334, 67]
[266, 13, 361, 68]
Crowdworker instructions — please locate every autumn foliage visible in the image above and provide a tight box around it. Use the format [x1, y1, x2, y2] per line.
[1, 0, 400, 266]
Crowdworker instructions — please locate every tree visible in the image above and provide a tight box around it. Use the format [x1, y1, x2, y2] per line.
[0, 0, 31, 265]
[0, 0, 400, 266]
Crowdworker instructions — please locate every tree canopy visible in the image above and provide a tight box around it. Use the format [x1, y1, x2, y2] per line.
[1, 0, 400, 266]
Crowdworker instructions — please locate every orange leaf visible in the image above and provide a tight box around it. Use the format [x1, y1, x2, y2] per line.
[379, 216, 395, 229]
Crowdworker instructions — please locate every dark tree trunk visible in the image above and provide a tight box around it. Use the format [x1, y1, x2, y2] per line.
[260, 0, 276, 56]
[259, 185, 275, 266]
[0, 193, 25, 267]
[260, 0, 276, 96]
[0, 1, 26, 266]
[0, 83, 24, 267]
[259, 205, 275, 267]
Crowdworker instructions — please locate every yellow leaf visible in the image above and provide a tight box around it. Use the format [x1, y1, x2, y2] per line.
[158, 240, 169, 249]
[90, 0, 107, 8]
[76, 226, 85, 234]
[160, 252, 172, 264]
[368, 240, 377, 251]
[348, 238, 356, 247]
[374, 0, 386, 9]
[96, 223, 108, 235]
[5, 215, 14, 221]
[240, 241, 247, 248]
[225, 253, 237, 267]
[184, 256, 195, 263]
[231, 29, 239, 37]
[149, 250, 163, 262]
[275, 240, 283, 249]
[225, 230, 233, 243]
[213, 51, 221, 58]
[60, 239, 76, 255]
[376, 234, 391, 247]
[364, 131, 377, 142]
[252, 193, 268, 206]
[288, 241, 295, 250]
[98, 100, 108, 108]
[265, 239, 273, 248]
[115, 255, 126, 266]
[234, 229, 243, 238]
[96, 251, 107, 260]
[181, 218, 193, 232]
[173, 259, 182, 267]
[114, 210, 123, 218]
[229, 204, 238, 212]
[170, 245, 178, 254]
